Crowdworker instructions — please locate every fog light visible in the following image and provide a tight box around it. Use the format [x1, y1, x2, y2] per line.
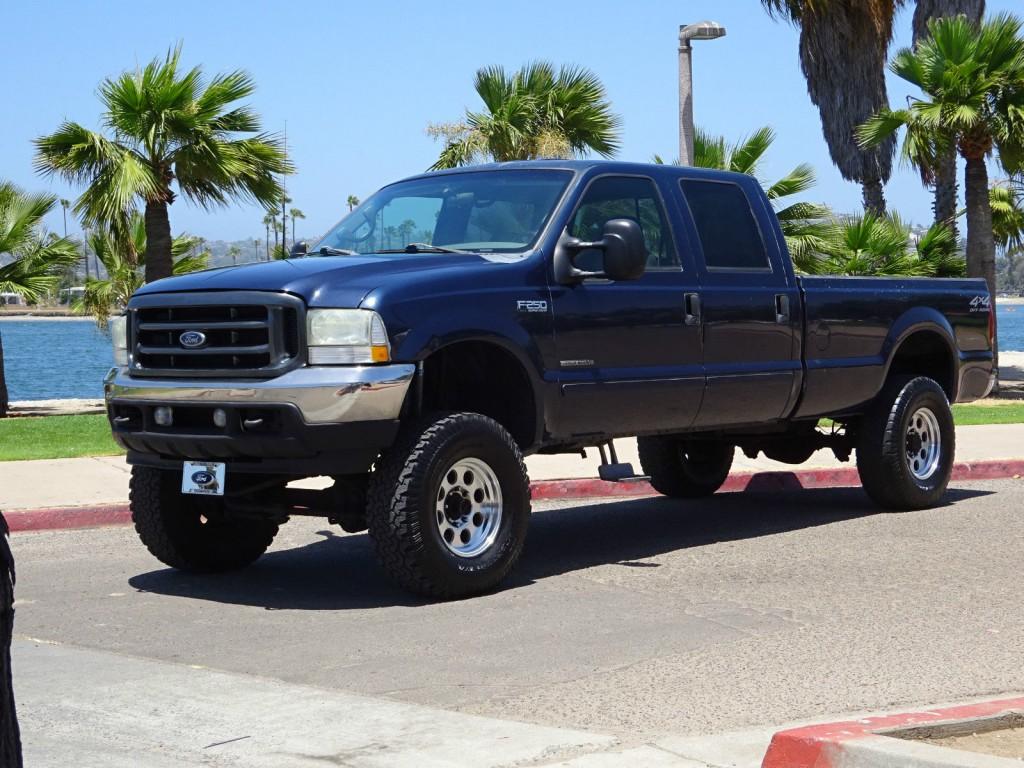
[153, 407, 173, 427]
[212, 408, 228, 428]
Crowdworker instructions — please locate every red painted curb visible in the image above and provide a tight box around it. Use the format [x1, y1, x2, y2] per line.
[762, 696, 1024, 767]
[5, 503, 131, 533]
[5, 459, 1023, 534]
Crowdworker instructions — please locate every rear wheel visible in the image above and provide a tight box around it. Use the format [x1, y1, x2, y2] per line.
[130, 466, 279, 572]
[637, 436, 734, 498]
[856, 376, 955, 510]
[366, 412, 530, 599]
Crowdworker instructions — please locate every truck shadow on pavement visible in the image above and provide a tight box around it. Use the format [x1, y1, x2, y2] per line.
[128, 484, 991, 611]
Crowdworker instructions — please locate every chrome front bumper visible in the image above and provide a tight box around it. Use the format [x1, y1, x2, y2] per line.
[104, 364, 416, 424]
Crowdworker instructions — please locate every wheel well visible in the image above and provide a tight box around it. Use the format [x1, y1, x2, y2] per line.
[887, 330, 955, 399]
[419, 341, 538, 449]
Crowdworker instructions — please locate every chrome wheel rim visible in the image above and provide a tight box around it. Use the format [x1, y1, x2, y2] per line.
[906, 407, 942, 481]
[435, 457, 502, 558]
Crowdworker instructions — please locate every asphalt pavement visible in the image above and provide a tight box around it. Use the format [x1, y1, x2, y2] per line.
[9, 478, 1024, 766]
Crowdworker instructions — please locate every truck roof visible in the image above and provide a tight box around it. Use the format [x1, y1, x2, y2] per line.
[398, 159, 754, 186]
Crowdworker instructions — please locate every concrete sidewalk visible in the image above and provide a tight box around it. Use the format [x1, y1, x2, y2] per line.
[2, 423, 1024, 511]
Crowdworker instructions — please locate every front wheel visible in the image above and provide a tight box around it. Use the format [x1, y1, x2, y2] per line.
[637, 436, 734, 498]
[366, 412, 531, 599]
[129, 466, 279, 572]
[856, 376, 955, 510]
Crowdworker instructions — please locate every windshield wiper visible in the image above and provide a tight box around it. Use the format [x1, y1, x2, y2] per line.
[315, 246, 358, 256]
[378, 243, 471, 254]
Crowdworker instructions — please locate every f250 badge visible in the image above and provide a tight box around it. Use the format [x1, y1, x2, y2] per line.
[516, 300, 548, 313]
[970, 295, 991, 313]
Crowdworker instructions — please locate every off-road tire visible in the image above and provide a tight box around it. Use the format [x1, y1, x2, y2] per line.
[130, 466, 279, 572]
[366, 412, 530, 599]
[856, 376, 955, 510]
[637, 436, 734, 498]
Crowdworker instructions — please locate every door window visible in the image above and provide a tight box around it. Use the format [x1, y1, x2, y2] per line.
[681, 180, 769, 270]
[569, 176, 677, 271]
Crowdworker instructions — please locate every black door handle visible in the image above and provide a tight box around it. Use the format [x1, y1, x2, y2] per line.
[775, 294, 790, 323]
[684, 293, 701, 326]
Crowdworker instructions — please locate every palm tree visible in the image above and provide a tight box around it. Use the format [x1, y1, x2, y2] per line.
[347, 195, 359, 212]
[760, 0, 900, 215]
[289, 207, 305, 243]
[253, 238, 261, 263]
[33, 45, 290, 284]
[991, 181, 1024, 253]
[911, 0, 986, 236]
[0, 183, 80, 416]
[858, 12, 1024, 367]
[656, 126, 830, 273]
[810, 213, 965, 277]
[263, 211, 277, 259]
[76, 211, 208, 326]
[227, 245, 242, 266]
[429, 61, 621, 169]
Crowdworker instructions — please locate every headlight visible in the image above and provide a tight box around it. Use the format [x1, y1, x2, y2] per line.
[110, 314, 129, 366]
[307, 309, 390, 364]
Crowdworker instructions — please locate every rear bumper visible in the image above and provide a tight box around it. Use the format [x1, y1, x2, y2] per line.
[104, 364, 415, 475]
[956, 361, 996, 403]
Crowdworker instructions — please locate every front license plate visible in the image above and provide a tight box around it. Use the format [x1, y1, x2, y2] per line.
[181, 461, 226, 496]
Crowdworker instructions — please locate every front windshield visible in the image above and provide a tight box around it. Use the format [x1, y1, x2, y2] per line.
[314, 169, 573, 255]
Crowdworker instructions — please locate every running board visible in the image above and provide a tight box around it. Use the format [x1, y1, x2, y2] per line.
[596, 443, 651, 484]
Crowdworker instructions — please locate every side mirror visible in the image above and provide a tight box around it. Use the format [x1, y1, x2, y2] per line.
[290, 241, 309, 258]
[599, 219, 647, 281]
[554, 218, 647, 284]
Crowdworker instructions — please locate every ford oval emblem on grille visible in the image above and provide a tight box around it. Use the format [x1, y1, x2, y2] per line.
[191, 471, 215, 487]
[179, 331, 207, 348]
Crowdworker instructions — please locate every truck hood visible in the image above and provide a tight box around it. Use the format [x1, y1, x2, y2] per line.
[133, 253, 494, 307]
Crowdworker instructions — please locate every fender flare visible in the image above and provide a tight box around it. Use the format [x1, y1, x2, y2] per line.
[878, 307, 958, 400]
[402, 328, 547, 450]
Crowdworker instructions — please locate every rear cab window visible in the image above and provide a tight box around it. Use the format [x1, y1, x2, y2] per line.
[680, 180, 770, 271]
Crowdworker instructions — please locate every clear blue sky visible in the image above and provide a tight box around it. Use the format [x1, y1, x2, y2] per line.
[1, 0, 1018, 244]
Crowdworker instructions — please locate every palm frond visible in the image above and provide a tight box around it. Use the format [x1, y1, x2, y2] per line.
[767, 163, 817, 200]
[729, 126, 775, 175]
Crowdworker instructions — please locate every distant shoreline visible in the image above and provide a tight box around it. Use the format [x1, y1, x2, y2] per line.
[0, 314, 95, 322]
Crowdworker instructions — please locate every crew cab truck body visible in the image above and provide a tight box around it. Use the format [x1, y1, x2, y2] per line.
[105, 161, 995, 598]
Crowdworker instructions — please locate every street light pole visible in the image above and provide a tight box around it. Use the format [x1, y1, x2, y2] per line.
[678, 21, 727, 166]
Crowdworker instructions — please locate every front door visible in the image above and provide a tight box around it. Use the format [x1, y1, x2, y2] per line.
[547, 175, 704, 439]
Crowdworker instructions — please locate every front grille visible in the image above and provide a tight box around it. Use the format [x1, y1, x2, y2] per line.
[128, 292, 304, 378]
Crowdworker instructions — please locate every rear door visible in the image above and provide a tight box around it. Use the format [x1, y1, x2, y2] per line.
[677, 177, 802, 427]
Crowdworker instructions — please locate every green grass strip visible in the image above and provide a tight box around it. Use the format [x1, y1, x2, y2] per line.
[0, 414, 122, 461]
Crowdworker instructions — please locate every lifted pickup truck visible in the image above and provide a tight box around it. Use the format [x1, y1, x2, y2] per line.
[105, 161, 995, 598]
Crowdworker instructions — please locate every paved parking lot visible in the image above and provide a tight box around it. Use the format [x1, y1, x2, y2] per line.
[10, 479, 1024, 764]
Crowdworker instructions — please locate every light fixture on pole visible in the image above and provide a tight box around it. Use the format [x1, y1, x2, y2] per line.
[678, 20, 726, 166]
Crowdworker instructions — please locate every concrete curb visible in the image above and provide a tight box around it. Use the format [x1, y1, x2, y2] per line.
[5, 458, 1023, 534]
[762, 696, 1024, 767]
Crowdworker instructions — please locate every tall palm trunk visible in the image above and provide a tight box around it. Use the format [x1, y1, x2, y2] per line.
[862, 179, 887, 217]
[143, 200, 173, 283]
[913, 0, 984, 238]
[964, 153, 998, 371]
[0, 334, 8, 419]
[931, 149, 960, 237]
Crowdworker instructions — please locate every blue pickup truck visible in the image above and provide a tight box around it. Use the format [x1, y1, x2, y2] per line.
[105, 160, 995, 598]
